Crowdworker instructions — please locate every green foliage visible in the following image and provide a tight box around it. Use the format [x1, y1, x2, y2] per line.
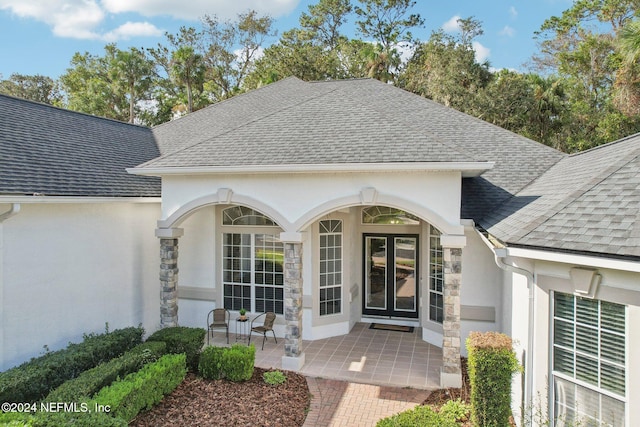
[466, 331, 520, 427]
[376, 404, 457, 427]
[91, 353, 187, 423]
[44, 341, 166, 403]
[198, 346, 225, 380]
[263, 370, 287, 386]
[221, 344, 256, 382]
[0, 73, 62, 105]
[439, 398, 472, 423]
[198, 344, 255, 382]
[29, 409, 126, 427]
[146, 326, 206, 372]
[0, 327, 143, 403]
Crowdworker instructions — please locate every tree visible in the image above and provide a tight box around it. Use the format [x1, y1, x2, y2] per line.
[0, 73, 62, 105]
[354, 0, 424, 82]
[201, 11, 275, 100]
[170, 46, 206, 113]
[400, 18, 491, 111]
[299, 0, 352, 50]
[112, 47, 155, 123]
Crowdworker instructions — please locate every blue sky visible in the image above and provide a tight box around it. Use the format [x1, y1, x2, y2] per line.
[0, 0, 572, 80]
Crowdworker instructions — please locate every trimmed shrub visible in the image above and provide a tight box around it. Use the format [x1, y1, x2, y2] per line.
[221, 344, 255, 382]
[91, 353, 186, 423]
[198, 346, 225, 380]
[466, 331, 520, 427]
[376, 405, 457, 427]
[44, 341, 166, 403]
[146, 327, 206, 372]
[31, 410, 126, 427]
[439, 398, 471, 423]
[0, 327, 143, 403]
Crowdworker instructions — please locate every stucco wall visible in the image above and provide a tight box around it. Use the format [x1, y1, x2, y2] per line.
[0, 201, 160, 371]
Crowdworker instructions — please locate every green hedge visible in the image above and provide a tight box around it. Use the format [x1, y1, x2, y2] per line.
[376, 405, 457, 427]
[91, 353, 186, 423]
[466, 331, 519, 427]
[198, 344, 255, 382]
[44, 341, 166, 403]
[0, 327, 144, 403]
[146, 327, 206, 372]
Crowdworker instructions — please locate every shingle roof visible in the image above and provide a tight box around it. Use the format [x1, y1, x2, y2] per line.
[483, 133, 640, 258]
[142, 77, 563, 219]
[0, 94, 160, 197]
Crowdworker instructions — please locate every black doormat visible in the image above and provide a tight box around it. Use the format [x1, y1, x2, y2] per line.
[369, 323, 414, 333]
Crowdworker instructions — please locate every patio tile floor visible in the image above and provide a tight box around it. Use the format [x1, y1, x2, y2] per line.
[207, 322, 442, 390]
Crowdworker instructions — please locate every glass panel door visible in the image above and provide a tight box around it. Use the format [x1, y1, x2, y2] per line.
[363, 234, 418, 318]
[365, 236, 387, 310]
[394, 237, 417, 312]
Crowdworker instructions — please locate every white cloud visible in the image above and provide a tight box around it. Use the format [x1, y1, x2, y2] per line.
[472, 41, 490, 63]
[509, 6, 518, 19]
[499, 25, 515, 37]
[0, 0, 299, 41]
[101, 0, 300, 20]
[103, 21, 163, 42]
[442, 15, 462, 33]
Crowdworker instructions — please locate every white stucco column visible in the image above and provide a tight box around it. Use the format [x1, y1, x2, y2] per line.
[440, 234, 466, 388]
[156, 227, 184, 328]
[280, 231, 305, 371]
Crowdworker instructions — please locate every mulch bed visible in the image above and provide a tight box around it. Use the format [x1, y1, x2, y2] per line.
[130, 367, 310, 427]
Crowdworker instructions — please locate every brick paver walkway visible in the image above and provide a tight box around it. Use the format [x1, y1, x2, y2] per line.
[303, 377, 430, 427]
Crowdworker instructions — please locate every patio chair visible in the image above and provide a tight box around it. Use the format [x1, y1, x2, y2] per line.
[207, 308, 230, 345]
[248, 312, 278, 350]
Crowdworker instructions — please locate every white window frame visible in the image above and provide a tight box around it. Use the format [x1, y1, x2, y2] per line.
[319, 219, 342, 316]
[550, 291, 627, 427]
[428, 225, 444, 324]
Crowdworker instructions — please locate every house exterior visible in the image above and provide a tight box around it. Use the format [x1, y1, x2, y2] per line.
[2, 77, 638, 426]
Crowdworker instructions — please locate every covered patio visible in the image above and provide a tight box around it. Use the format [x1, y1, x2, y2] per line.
[207, 322, 442, 389]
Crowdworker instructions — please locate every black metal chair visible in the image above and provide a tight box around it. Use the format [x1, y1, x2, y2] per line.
[248, 312, 277, 350]
[207, 308, 230, 344]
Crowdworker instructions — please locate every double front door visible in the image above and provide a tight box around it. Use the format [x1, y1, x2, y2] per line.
[363, 234, 419, 318]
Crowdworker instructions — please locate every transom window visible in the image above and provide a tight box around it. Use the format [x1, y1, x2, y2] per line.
[552, 292, 626, 426]
[362, 206, 420, 225]
[222, 206, 277, 226]
[428, 225, 444, 323]
[319, 220, 342, 316]
[223, 233, 284, 314]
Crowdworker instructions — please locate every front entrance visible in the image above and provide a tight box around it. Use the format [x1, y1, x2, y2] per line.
[363, 234, 419, 318]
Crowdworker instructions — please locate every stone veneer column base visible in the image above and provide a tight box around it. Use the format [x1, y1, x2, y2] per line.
[440, 246, 462, 387]
[283, 241, 305, 369]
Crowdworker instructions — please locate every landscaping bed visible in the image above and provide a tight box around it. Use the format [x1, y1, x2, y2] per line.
[130, 367, 310, 427]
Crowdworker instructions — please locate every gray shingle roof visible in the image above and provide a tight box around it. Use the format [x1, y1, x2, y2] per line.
[483, 133, 640, 258]
[0, 94, 160, 197]
[142, 77, 563, 220]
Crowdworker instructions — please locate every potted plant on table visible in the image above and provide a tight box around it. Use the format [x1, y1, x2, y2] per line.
[239, 308, 247, 321]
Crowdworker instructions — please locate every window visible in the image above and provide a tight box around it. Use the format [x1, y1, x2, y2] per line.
[222, 206, 277, 226]
[362, 206, 420, 225]
[223, 233, 284, 314]
[319, 220, 342, 316]
[429, 225, 443, 323]
[552, 292, 626, 426]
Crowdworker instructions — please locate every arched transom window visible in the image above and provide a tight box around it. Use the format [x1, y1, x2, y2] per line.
[362, 206, 420, 225]
[222, 206, 277, 226]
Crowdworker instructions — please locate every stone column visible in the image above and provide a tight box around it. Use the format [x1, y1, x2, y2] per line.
[281, 234, 305, 371]
[157, 228, 184, 328]
[439, 233, 465, 388]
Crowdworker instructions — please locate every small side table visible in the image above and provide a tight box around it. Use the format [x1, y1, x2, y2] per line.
[235, 318, 249, 343]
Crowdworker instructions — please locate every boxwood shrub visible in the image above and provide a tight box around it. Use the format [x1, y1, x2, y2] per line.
[44, 341, 166, 403]
[199, 344, 255, 382]
[146, 327, 206, 372]
[0, 327, 144, 403]
[376, 405, 457, 427]
[91, 353, 187, 423]
[466, 331, 520, 427]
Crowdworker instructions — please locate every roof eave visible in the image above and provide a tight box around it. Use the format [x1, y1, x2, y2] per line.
[127, 161, 494, 177]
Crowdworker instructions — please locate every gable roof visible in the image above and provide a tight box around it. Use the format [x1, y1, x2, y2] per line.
[483, 133, 640, 258]
[137, 77, 564, 219]
[0, 94, 160, 197]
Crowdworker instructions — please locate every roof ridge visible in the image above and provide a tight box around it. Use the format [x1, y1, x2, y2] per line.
[139, 79, 342, 168]
[511, 145, 640, 242]
[567, 131, 640, 157]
